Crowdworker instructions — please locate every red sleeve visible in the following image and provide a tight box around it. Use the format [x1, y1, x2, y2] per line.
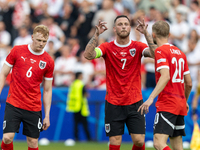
[136, 41, 148, 55]
[44, 58, 54, 79]
[5, 46, 17, 66]
[98, 42, 109, 56]
[155, 48, 169, 72]
[184, 54, 190, 75]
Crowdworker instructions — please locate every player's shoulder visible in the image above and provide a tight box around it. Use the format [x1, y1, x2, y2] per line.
[43, 51, 54, 63]
[12, 44, 28, 51]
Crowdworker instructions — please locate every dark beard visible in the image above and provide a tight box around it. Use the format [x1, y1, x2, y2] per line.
[117, 31, 130, 39]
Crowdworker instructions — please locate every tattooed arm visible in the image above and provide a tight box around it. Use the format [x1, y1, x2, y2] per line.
[136, 19, 157, 58]
[84, 20, 108, 60]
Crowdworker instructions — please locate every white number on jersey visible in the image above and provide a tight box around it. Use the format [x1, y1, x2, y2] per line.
[121, 59, 127, 69]
[171, 57, 184, 83]
[26, 67, 33, 78]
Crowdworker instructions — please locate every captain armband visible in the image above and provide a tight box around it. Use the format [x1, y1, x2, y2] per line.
[95, 48, 102, 58]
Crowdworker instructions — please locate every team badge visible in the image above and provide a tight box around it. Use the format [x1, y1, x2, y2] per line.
[39, 60, 46, 69]
[129, 48, 136, 57]
[105, 124, 110, 133]
[3, 120, 6, 130]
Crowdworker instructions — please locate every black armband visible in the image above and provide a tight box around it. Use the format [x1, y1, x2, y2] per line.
[192, 108, 197, 115]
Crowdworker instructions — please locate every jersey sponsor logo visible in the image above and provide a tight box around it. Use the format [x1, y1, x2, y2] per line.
[112, 51, 117, 56]
[120, 52, 127, 57]
[129, 48, 136, 57]
[157, 58, 166, 64]
[3, 120, 6, 130]
[105, 124, 110, 133]
[39, 60, 46, 69]
[21, 56, 27, 61]
[30, 58, 36, 63]
[157, 51, 161, 54]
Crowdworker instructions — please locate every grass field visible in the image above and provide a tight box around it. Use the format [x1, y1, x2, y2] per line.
[8, 141, 191, 150]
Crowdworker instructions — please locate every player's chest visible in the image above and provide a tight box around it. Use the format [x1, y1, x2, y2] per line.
[15, 54, 47, 77]
[107, 47, 139, 61]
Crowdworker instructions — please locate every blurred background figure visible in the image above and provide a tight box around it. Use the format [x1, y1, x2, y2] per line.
[89, 0, 117, 41]
[170, 10, 189, 53]
[0, 21, 11, 70]
[54, 45, 77, 87]
[74, 52, 94, 88]
[13, 25, 32, 46]
[66, 71, 91, 141]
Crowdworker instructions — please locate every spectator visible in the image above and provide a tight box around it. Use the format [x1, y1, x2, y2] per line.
[170, 10, 190, 53]
[75, 52, 94, 87]
[13, 26, 32, 46]
[74, 0, 95, 52]
[45, 16, 65, 50]
[186, 38, 200, 91]
[89, 0, 117, 41]
[54, 45, 77, 87]
[66, 71, 91, 141]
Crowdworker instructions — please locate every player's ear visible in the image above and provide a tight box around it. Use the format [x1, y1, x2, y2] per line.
[152, 32, 156, 38]
[168, 33, 171, 38]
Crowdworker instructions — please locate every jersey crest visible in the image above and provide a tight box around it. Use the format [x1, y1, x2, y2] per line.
[39, 60, 46, 69]
[129, 48, 136, 57]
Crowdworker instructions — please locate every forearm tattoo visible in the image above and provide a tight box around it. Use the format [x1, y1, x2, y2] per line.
[145, 32, 157, 58]
[85, 35, 98, 59]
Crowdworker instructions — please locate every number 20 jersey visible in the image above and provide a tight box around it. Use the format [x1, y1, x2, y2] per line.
[5, 44, 54, 112]
[97, 40, 148, 106]
[155, 43, 190, 116]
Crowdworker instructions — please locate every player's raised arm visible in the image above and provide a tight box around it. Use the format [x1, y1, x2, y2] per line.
[136, 19, 157, 58]
[84, 20, 108, 60]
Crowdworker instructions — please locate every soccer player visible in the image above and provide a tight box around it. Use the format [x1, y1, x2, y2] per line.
[0, 25, 54, 150]
[137, 20, 192, 150]
[84, 15, 156, 150]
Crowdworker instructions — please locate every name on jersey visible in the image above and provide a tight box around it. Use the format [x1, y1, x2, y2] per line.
[170, 49, 181, 55]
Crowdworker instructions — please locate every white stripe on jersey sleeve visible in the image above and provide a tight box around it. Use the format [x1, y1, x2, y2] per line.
[157, 58, 166, 64]
[44, 77, 53, 80]
[142, 47, 149, 56]
[156, 65, 169, 72]
[184, 71, 190, 75]
[5, 61, 13, 67]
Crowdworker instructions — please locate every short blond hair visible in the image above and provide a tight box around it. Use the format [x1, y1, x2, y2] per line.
[33, 25, 49, 38]
[152, 21, 169, 38]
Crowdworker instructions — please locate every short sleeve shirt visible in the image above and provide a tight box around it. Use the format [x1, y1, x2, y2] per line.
[5, 44, 54, 111]
[97, 40, 148, 105]
[155, 43, 190, 116]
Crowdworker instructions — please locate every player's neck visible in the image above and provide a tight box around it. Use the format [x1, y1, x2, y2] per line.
[116, 37, 130, 45]
[156, 39, 169, 47]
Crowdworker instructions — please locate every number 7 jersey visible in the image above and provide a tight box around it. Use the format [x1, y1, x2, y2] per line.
[5, 44, 54, 111]
[97, 40, 149, 106]
[155, 43, 190, 116]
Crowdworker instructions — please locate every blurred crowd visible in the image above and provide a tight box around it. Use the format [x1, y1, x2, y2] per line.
[0, 0, 200, 91]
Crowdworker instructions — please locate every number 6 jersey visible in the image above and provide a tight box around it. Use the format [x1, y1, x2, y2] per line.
[155, 43, 190, 116]
[5, 44, 54, 111]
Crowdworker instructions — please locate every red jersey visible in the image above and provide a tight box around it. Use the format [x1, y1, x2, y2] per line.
[98, 40, 148, 105]
[5, 45, 54, 111]
[155, 43, 190, 116]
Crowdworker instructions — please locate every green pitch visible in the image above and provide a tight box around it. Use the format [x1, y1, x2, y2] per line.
[10, 141, 191, 150]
